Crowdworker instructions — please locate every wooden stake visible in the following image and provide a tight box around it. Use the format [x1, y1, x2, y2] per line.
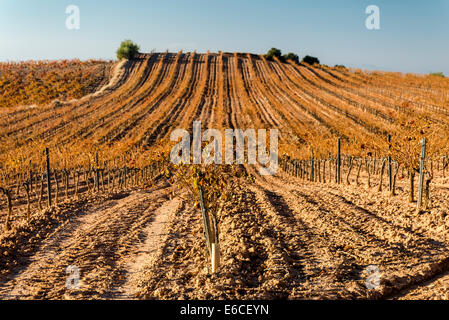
[211, 243, 220, 273]
[0, 188, 13, 231]
[346, 157, 354, 185]
[378, 158, 386, 192]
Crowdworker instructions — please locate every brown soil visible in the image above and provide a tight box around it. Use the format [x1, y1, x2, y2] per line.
[0, 170, 447, 300]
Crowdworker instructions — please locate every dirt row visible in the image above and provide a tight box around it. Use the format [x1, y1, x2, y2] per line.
[136, 169, 449, 299]
[0, 169, 448, 299]
[0, 179, 178, 299]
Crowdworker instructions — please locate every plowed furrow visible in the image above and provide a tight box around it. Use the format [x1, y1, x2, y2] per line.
[0, 184, 172, 299]
[4, 56, 148, 145]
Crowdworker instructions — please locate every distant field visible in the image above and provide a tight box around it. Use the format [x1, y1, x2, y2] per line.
[1, 52, 448, 164]
[0, 59, 113, 108]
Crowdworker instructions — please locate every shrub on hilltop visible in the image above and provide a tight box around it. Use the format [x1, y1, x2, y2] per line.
[116, 40, 140, 60]
[302, 55, 320, 65]
[335, 64, 347, 70]
[265, 48, 282, 61]
[266, 48, 300, 64]
[429, 72, 445, 77]
[282, 52, 299, 64]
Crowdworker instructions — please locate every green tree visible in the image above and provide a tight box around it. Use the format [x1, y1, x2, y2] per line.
[282, 52, 299, 64]
[429, 72, 444, 77]
[116, 40, 140, 60]
[266, 48, 282, 61]
[302, 55, 320, 65]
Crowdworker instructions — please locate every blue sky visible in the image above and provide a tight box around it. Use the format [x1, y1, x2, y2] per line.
[1, 0, 448, 74]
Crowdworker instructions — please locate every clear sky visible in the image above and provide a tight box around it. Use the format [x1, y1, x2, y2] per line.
[1, 0, 448, 75]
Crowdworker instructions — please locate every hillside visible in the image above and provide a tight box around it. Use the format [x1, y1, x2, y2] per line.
[1, 52, 448, 164]
[0, 59, 113, 109]
[0, 52, 448, 300]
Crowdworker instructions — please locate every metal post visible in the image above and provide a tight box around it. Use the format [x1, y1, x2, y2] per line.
[95, 152, 99, 191]
[417, 138, 427, 210]
[310, 160, 314, 182]
[337, 138, 341, 184]
[387, 134, 392, 191]
[45, 147, 52, 207]
[29, 160, 33, 193]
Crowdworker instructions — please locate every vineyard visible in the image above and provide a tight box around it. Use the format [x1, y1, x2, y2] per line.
[0, 59, 113, 108]
[0, 51, 449, 299]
